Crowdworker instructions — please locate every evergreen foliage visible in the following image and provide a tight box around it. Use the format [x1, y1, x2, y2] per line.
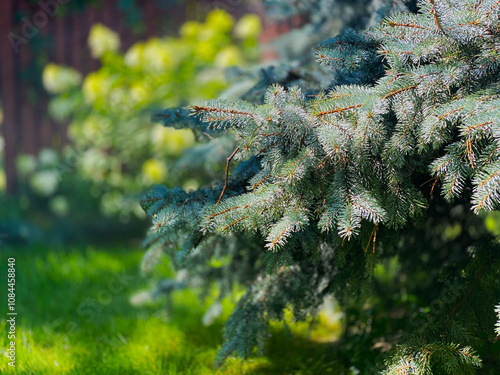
[263, 0, 414, 29]
[142, 1, 500, 373]
[259, 0, 415, 71]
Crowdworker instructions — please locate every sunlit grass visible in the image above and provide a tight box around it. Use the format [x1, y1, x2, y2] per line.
[0, 245, 343, 374]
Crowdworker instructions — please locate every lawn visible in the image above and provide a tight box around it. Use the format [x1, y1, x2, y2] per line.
[0, 245, 344, 374]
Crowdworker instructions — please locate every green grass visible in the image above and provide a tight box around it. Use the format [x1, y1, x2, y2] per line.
[0, 245, 344, 374]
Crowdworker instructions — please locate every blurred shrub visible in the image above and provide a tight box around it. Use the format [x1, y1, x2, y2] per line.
[33, 10, 260, 222]
[0, 10, 260, 246]
[88, 23, 120, 58]
[42, 64, 82, 94]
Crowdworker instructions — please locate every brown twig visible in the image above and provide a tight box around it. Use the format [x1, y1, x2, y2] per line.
[216, 147, 240, 205]
[364, 224, 378, 253]
[315, 104, 362, 117]
[381, 85, 418, 100]
[429, 0, 445, 33]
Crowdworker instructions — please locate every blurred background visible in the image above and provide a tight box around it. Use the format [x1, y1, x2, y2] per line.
[1, 0, 269, 246]
[1, 0, 499, 373]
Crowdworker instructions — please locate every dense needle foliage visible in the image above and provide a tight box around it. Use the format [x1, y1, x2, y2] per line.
[142, 1, 500, 373]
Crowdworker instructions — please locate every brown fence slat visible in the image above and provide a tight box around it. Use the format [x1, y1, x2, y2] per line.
[18, 0, 35, 156]
[1, 0, 18, 193]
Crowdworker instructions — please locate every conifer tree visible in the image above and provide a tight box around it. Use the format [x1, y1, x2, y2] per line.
[141, 0, 500, 372]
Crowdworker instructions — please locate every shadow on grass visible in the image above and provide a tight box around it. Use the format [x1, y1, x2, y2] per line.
[250, 329, 346, 375]
[0, 244, 347, 374]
